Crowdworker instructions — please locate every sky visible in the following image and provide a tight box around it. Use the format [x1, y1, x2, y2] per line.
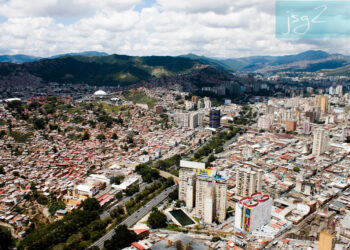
[0, 0, 349, 58]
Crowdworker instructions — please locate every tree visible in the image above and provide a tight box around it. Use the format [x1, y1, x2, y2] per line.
[147, 208, 167, 229]
[165, 177, 174, 187]
[214, 216, 219, 223]
[0, 166, 4, 175]
[0, 130, 6, 139]
[346, 136, 350, 143]
[293, 166, 300, 172]
[125, 184, 139, 196]
[49, 200, 66, 216]
[212, 236, 221, 242]
[97, 133, 106, 140]
[112, 133, 118, 140]
[110, 175, 125, 185]
[82, 198, 100, 211]
[0, 226, 13, 250]
[33, 118, 46, 130]
[7, 100, 22, 110]
[169, 188, 178, 201]
[175, 200, 181, 208]
[208, 154, 216, 163]
[19, 210, 100, 250]
[82, 131, 90, 141]
[110, 206, 124, 219]
[115, 192, 123, 200]
[104, 225, 137, 250]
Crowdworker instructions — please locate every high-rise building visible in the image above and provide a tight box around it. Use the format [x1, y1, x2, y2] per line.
[303, 119, 311, 135]
[312, 128, 328, 156]
[195, 169, 227, 223]
[335, 85, 343, 96]
[318, 230, 336, 250]
[209, 109, 221, 128]
[178, 160, 205, 208]
[235, 168, 263, 197]
[179, 161, 227, 223]
[266, 105, 275, 115]
[197, 112, 204, 127]
[197, 100, 203, 109]
[285, 120, 297, 132]
[174, 113, 190, 127]
[258, 116, 272, 131]
[189, 112, 198, 129]
[342, 126, 350, 142]
[314, 107, 321, 122]
[185, 100, 195, 110]
[307, 87, 314, 94]
[191, 96, 198, 104]
[305, 111, 315, 123]
[315, 95, 329, 113]
[242, 145, 253, 160]
[175, 112, 203, 129]
[234, 192, 272, 233]
[204, 97, 211, 109]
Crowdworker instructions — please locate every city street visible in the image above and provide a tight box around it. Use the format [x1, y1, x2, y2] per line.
[92, 185, 176, 249]
[100, 183, 149, 220]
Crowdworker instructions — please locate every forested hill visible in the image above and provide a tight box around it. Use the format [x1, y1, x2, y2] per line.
[0, 54, 204, 86]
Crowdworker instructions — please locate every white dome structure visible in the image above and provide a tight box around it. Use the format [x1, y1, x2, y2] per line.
[94, 90, 107, 96]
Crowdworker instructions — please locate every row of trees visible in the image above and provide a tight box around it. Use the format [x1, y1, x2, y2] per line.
[124, 180, 173, 215]
[104, 225, 137, 250]
[135, 164, 160, 183]
[153, 154, 181, 172]
[194, 127, 241, 160]
[0, 226, 13, 250]
[19, 198, 106, 250]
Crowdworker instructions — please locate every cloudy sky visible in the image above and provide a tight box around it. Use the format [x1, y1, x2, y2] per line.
[0, 0, 349, 58]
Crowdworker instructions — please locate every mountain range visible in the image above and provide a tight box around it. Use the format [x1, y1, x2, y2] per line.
[0, 54, 203, 86]
[181, 50, 350, 74]
[0, 50, 350, 88]
[1, 50, 350, 76]
[0, 51, 109, 64]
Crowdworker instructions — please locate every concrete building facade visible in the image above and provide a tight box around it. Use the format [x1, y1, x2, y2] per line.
[234, 192, 272, 233]
[235, 168, 263, 197]
[312, 128, 328, 156]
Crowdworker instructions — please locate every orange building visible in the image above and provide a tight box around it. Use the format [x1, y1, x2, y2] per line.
[285, 121, 297, 132]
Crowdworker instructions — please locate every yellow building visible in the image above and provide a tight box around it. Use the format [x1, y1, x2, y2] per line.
[318, 230, 336, 250]
[315, 95, 329, 113]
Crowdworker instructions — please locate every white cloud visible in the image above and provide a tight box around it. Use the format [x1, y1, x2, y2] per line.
[0, 0, 141, 18]
[0, 0, 348, 58]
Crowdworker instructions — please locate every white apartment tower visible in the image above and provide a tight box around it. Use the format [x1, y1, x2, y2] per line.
[235, 168, 263, 197]
[178, 160, 205, 208]
[336, 85, 343, 96]
[197, 100, 204, 109]
[175, 112, 204, 129]
[312, 128, 328, 156]
[195, 174, 227, 223]
[204, 97, 212, 109]
[179, 161, 228, 223]
[258, 116, 272, 131]
[234, 193, 272, 232]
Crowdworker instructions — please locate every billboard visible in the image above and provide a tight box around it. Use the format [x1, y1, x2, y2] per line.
[196, 168, 226, 180]
[243, 207, 251, 232]
[197, 168, 213, 177]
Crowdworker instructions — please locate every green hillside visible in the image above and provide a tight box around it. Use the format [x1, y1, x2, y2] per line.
[23, 54, 199, 86]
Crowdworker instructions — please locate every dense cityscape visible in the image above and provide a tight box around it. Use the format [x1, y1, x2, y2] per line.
[1, 0, 350, 249]
[0, 77, 349, 249]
